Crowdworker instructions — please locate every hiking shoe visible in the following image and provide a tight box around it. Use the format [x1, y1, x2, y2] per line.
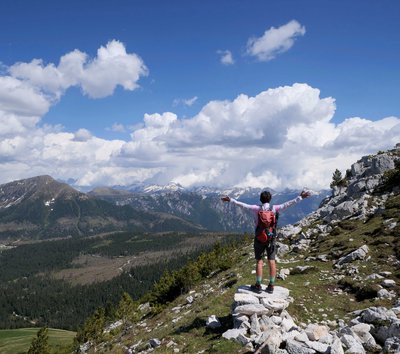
[266, 283, 274, 294]
[250, 283, 262, 293]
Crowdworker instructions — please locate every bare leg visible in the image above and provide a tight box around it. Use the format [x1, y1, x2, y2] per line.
[256, 259, 263, 280]
[268, 260, 276, 283]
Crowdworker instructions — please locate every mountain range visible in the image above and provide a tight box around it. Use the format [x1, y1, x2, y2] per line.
[0, 175, 327, 240]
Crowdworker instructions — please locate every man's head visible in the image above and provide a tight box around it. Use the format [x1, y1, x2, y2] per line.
[260, 191, 272, 204]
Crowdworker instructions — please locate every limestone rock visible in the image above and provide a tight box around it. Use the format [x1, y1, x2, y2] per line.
[233, 303, 271, 316]
[286, 338, 316, 354]
[234, 293, 260, 305]
[222, 328, 247, 341]
[305, 323, 329, 341]
[206, 315, 221, 329]
[336, 245, 369, 266]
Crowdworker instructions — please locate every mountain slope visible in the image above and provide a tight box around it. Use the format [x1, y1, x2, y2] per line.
[0, 176, 203, 239]
[76, 145, 400, 353]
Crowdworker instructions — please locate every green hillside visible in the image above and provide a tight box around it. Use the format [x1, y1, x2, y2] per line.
[0, 328, 75, 354]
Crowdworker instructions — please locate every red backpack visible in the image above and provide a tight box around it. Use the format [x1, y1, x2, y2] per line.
[256, 208, 277, 243]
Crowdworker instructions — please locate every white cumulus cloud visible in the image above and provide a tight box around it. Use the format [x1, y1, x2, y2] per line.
[246, 20, 306, 61]
[9, 40, 148, 100]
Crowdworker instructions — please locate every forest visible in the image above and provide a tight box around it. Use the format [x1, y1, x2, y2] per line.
[0, 231, 245, 330]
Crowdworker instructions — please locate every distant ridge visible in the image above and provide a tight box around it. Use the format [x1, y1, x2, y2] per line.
[0, 176, 203, 240]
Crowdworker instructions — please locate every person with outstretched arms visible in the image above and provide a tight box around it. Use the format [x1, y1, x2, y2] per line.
[221, 190, 311, 293]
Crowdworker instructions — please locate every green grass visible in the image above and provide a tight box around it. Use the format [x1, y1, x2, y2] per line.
[0, 328, 76, 354]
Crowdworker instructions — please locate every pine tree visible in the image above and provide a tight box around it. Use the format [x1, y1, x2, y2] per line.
[116, 292, 138, 325]
[330, 169, 343, 189]
[28, 327, 51, 354]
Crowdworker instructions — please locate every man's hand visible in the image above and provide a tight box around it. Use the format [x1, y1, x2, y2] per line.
[300, 190, 311, 199]
[221, 196, 231, 202]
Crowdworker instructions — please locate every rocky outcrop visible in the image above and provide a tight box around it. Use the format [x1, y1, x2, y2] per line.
[223, 286, 400, 353]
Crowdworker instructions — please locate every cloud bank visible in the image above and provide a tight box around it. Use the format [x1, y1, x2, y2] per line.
[1, 50, 399, 193]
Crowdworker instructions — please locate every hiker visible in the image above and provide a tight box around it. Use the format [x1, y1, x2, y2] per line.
[221, 190, 311, 293]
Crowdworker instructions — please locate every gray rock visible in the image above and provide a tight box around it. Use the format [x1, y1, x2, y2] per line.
[383, 336, 400, 354]
[292, 265, 316, 274]
[295, 331, 309, 343]
[233, 315, 249, 329]
[149, 338, 161, 348]
[351, 323, 380, 352]
[330, 335, 345, 354]
[340, 334, 365, 353]
[365, 273, 384, 280]
[206, 315, 221, 329]
[305, 324, 329, 341]
[261, 328, 283, 353]
[250, 313, 261, 335]
[305, 340, 330, 353]
[237, 285, 290, 300]
[278, 268, 291, 280]
[233, 303, 271, 316]
[360, 307, 396, 323]
[222, 328, 247, 341]
[286, 339, 316, 354]
[237, 332, 251, 345]
[336, 245, 369, 266]
[378, 289, 396, 299]
[382, 279, 396, 288]
[234, 293, 260, 305]
[277, 242, 290, 256]
[260, 297, 290, 312]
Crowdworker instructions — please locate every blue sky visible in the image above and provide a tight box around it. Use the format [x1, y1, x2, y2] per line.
[0, 0, 399, 189]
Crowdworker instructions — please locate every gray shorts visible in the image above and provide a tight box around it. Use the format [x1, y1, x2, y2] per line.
[254, 237, 276, 260]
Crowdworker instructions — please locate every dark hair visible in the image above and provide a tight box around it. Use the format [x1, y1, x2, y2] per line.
[260, 191, 272, 204]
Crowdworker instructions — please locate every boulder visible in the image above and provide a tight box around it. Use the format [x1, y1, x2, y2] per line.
[336, 245, 369, 266]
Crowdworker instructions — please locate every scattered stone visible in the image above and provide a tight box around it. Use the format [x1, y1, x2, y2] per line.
[382, 279, 396, 288]
[278, 268, 291, 280]
[206, 315, 221, 329]
[365, 273, 383, 280]
[186, 295, 194, 304]
[149, 338, 161, 348]
[291, 265, 316, 274]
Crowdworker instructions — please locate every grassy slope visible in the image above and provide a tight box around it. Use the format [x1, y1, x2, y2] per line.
[97, 194, 400, 353]
[0, 328, 76, 354]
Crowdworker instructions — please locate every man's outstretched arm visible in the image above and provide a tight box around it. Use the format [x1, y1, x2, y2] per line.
[273, 190, 311, 213]
[221, 196, 259, 211]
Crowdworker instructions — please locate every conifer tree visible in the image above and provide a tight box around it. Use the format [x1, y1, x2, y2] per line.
[28, 327, 50, 354]
[116, 292, 138, 325]
[330, 169, 343, 189]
